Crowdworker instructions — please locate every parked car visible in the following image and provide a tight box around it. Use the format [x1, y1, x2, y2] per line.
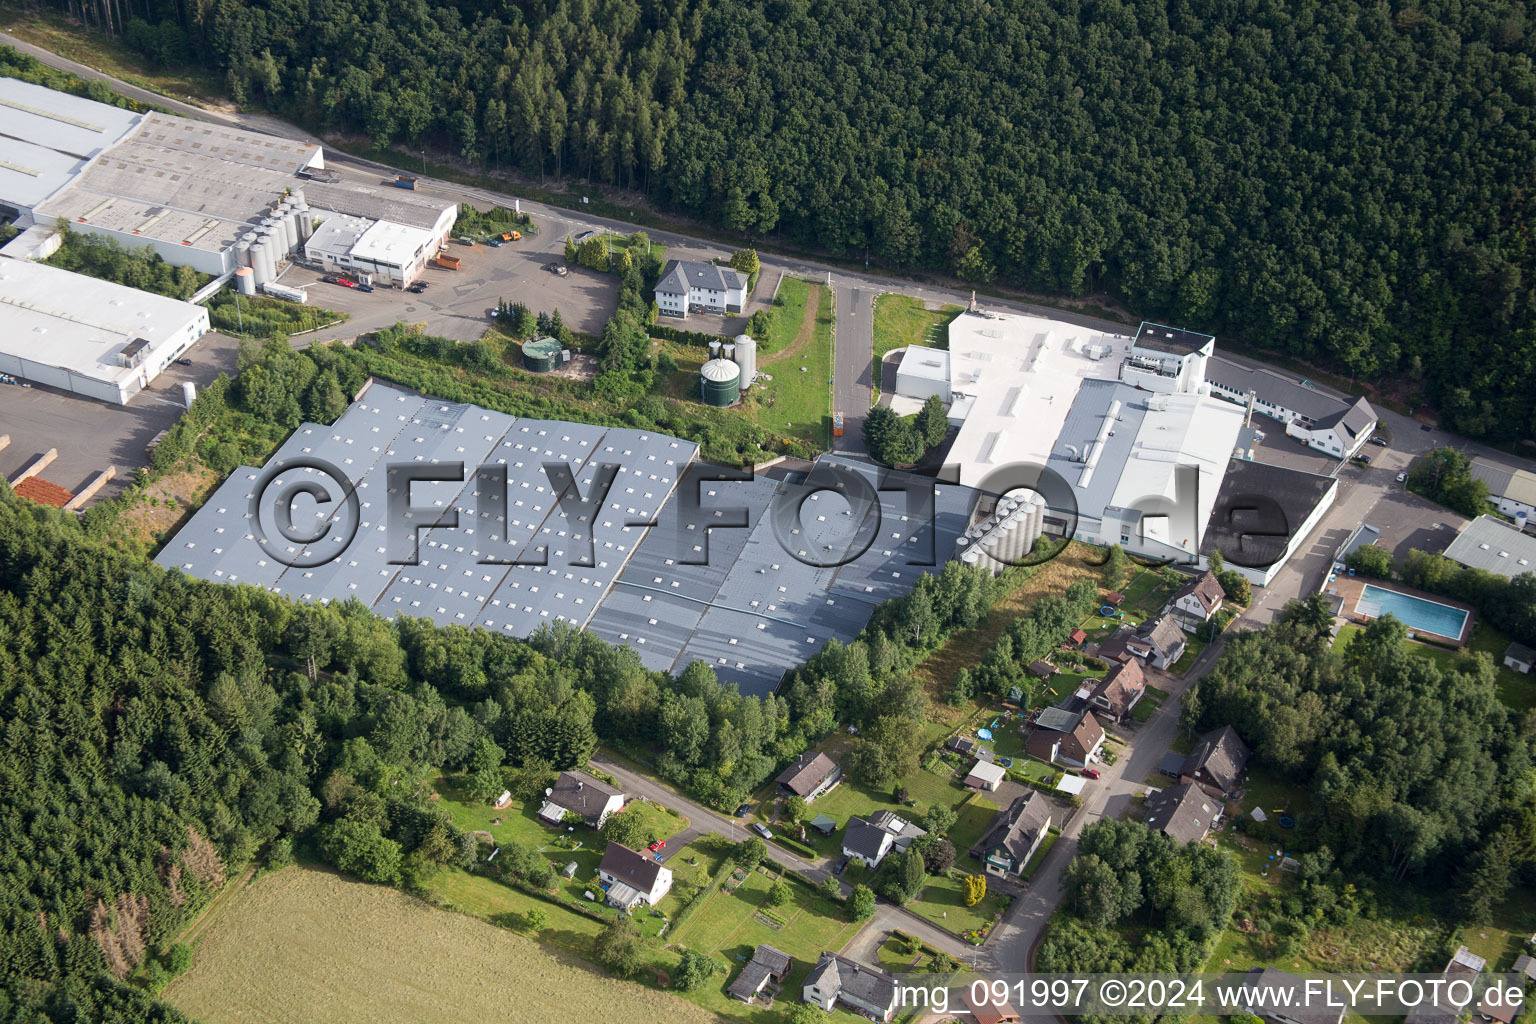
[485, 237, 504, 247]
[832, 857, 849, 876]
[752, 823, 773, 840]
[545, 263, 569, 276]
[1420, 423, 1433, 431]
[334, 277, 357, 288]
[407, 281, 428, 293]
[648, 839, 666, 852]
[1351, 455, 1370, 466]
[356, 283, 375, 292]
[1397, 472, 1408, 482]
[574, 230, 596, 242]
[1369, 436, 1389, 447]
[321, 274, 339, 284]
[733, 803, 751, 818]
[174, 358, 193, 366]
[1083, 767, 1102, 780]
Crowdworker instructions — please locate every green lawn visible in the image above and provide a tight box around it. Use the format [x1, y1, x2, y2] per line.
[871, 294, 964, 390]
[1132, 685, 1170, 723]
[809, 772, 972, 834]
[667, 863, 866, 1021]
[949, 796, 999, 855]
[906, 870, 1009, 941]
[750, 278, 833, 446]
[1333, 621, 1534, 713]
[1170, 634, 1209, 674]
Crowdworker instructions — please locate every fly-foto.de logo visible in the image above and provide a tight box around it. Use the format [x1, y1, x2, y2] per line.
[247, 456, 1289, 572]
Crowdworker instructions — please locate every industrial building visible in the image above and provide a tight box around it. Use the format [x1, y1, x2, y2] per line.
[1469, 458, 1536, 528]
[0, 258, 208, 403]
[1443, 516, 1536, 579]
[1203, 357, 1377, 459]
[891, 308, 1337, 585]
[157, 382, 975, 696]
[0, 77, 457, 289]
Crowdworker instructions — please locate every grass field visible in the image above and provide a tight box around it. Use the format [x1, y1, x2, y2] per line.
[948, 796, 999, 855]
[872, 295, 964, 390]
[164, 867, 722, 1024]
[809, 771, 971, 831]
[750, 279, 833, 446]
[906, 870, 1008, 941]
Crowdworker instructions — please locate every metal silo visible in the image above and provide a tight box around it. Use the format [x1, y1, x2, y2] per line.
[700, 358, 741, 406]
[733, 334, 756, 390]
[521, 336, 561, 373]
[249, 237, 270, 285]
[256, 233, 276, 283]
[290, 187, 306, 207]
[234, 266, 255, 295]
[293, 201, 313, 242]
[233, 237, 251, 272]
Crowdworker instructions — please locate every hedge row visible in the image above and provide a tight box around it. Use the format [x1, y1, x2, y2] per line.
[665, 851, 741, 937]
[649, 324, 730, 348]
[769, 833, 818, 859]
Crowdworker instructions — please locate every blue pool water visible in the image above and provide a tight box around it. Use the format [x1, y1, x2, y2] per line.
[1356, 585, 1468, 639]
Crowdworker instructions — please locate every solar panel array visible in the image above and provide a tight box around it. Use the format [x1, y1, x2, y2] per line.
[158, 384, 978, 696]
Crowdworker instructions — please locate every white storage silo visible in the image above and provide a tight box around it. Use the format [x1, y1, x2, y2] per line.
[181, 381, 197, 409]
[290, 187, 306, 207]
[234, 266, 255, 295]
[233, 237, 251, 271]
[293, 202, 313, 242]
[282, 203, 300, 252]
[250, 237, 270, 285]
[256, 234, 275, 284]
[733, 334, 756, 390]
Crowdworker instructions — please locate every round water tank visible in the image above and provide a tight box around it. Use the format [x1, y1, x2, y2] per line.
[733, 334, 757, 390]
[234, 266, 255, 295]
[700, 358, 741, 406]
[521, 336, 562, 373]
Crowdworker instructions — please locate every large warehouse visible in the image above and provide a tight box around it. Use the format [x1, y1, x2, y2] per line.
[0, 77, 457, 286]
[892, 309, 1336, 585]
[157, 382, 974, 695]
[0, 258, 209, 403]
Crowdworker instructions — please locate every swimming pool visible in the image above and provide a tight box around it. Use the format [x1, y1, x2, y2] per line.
[1355, 584, 1469, 640]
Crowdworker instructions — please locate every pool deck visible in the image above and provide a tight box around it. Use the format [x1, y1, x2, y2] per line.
[1324, 576, 1474, 646]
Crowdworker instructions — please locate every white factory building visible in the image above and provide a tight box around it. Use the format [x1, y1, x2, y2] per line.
[891, 310, 1337, 585]
[303, 214, 439, 287]
[0, 259, 208, 404]
[0, 77, 457, 288]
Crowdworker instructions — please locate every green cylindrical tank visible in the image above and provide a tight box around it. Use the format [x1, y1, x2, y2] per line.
[700, 358, 742, 406]
[522, 336, 561, 373]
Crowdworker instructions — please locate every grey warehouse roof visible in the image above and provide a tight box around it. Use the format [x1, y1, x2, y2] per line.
[1442, 515, 1536, 578]
[159, 382, 981, 697]
[1204, 356, 1351, 423]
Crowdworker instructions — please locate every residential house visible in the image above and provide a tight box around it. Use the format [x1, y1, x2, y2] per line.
[1144, 783, 1219, 845]
[963, 988, 1022, 1024]
[840, 811, 927, 869]
[970, 792, 1054, 879]
[775, 751, 842, 802]
[1478, 990, 1518, 1024]
[728, 944, 793, 1005]
[802, 952, 899, 1022]
[1068, 628, 1088, 648]
[654, 259, 747, 318]
[946, 735, 978, 756]
[1240, 968, 1347, 1024]
[597, 842, 672, 911]
[964, 760, 1007, 791]
[1088, 658, 1147, 724]
[1470, 458, 1536, 523]
[1513, 953, 1536, 983]
[537, 771, 625, 827]
[1126, 614, 1187, 669]
[1095, 628, 1134, 665]
[1181, 725, 1251, 798]
[1288, 397, 1377, 459]
[1026, 707, 1105, 768]
[1168, 570, 1225, 631]
[1406, 947, 1486, 1024]
[1505, 642, 1534, 675]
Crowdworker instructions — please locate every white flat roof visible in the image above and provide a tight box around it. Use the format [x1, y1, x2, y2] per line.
[0, 259, 207, 384]
[966, 760, 1007, 784]
[0, 76, 141, 159]
[944, 310, 1132, 487]
[305, 211, 372, 257]
[350, 218, 434, 267]
[897, 345, 951, 382]
[0, 137, 87, 210]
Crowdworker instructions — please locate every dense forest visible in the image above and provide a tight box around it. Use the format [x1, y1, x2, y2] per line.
[1182, 597, 1536, 916]
[22, 0, 1536, 440]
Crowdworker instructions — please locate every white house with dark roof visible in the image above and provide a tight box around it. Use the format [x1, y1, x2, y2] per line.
[802, 952, 899, 1022]
[598, 842, 672, 911]
[970, 792, 1054, 878]
[1126, 614, 1187, 669]
[1285, 396, 1377, 459]
[1505, 642, 1534, 675]
[1203, 357, 1377, 459]
[840, 811, 926, 868]
[654, 259, 747, 318]
[1168, 570, 1225, 631]
[538, 771, 625, 827]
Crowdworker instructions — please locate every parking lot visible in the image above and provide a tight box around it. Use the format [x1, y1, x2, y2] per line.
[0, 331, 243, 503]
